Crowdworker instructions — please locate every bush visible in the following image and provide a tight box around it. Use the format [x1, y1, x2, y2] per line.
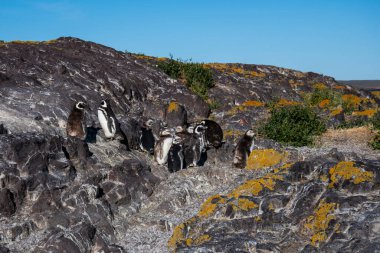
[370, 133, 380, 150]
[260, 105, 326, 147]
[303, 87, 343, 109]
[157, 56, 214, 99]
[372, 111, 380, 130]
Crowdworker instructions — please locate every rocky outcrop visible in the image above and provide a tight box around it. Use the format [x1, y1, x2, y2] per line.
[0, 38, 379, 252]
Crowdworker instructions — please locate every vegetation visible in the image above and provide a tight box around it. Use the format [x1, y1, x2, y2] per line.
[157, 56, 214, 100]
[370, 111, 380, 150]
[260, 105, 326, 147]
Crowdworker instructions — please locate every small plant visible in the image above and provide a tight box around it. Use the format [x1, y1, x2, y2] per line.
[303, 87, 343, 109]
[157, 55, 214, 99]
[370, 133, 380, 150]
[260, 105, 326, 147]
[372, 111, 380, 130]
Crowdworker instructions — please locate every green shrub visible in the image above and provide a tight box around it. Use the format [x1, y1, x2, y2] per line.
[372, 111, 380, 130]
[370, 133, 380, 150]
[157, 56, 214, 99]
[260, 105, 326, 147]
[303, 87, 343, 109]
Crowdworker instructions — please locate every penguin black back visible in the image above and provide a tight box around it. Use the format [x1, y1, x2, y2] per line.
[167, 136, 184, 173]
[200, 119, 223, 148]
[66, 101, 87, 140]
[139, 119, 155, 155]
[233, 129, 255, 168]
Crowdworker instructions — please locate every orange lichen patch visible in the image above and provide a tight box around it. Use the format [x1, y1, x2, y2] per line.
[276, 98, 301, 107]
[168, 223, 185, 249]
[314, 83, 327, 90]
[134, 54, 157, 61]
[330, 108, 343, 116]
[167, 101, 180, 113]
[342, 94, 362, 107]
[192, 234, 211, 246]
[9, 40, 41, 45]
[304, 199, 338, 247]
[198, 194, 226, 218]
[228, 173, 283, 199]
[372, 91, 380, 99]
[352, 109, 377, 118]
[242, 100, 264, 107]
[204, 63, 265, 78]
[328, 161, 374, 188]
[318, 99, 330, 108]
[237, 198, 258, 211]
[246, 149, 287, 170]
[273, 163, 293, 173]
[333, 85, 346, 90]
[226, 105, 247, 115]
[249, 71, 266, 77]
[157, 57, 168, 61]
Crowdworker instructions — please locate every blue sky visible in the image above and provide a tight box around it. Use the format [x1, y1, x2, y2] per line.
[1, 0, 379, 80]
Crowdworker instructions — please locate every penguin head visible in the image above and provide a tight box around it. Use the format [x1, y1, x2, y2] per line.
[145, 119, 154, 127]
[186, 126, 195, 134]
[75, 101, 86, 110]
[173, 135, 182, 144]
[246, 129, 255, 137]
[175, 125, 184, 133]
[194, 124, 207, 135]
[100, 100, 108, 108]
[160, 128, 174, 136]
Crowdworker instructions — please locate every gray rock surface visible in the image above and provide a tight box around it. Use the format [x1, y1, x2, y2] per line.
[0, 38, 379, 253]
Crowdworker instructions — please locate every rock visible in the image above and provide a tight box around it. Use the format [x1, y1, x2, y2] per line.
[0, 189, 16, 216]
[165, 101, 187, 127]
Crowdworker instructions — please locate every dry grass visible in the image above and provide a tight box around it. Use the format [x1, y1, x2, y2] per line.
[316, 126, 377, 152]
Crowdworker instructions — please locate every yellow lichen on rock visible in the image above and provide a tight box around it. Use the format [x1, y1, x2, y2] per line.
[192, 234, 211, 246]
[242, 100, 264, 107]
[352, 109, 377, 118]
[333, 85, 346, 90]
[246, 149, 287, 170]
[330, 108, 343, 116]
[168, 101, 180, 113]
[342, 94, 362, 107]
[314, 83, 327, 90]
[276, 98, 301, 107]
[168, 223, 185, 249]
[228, 173, 282, 199]
[304, 199, 338, 247]
[198, 194, 226, 218]
[318, 99, 330, 108]
[328, 161, 374, 188]
[237, 198, 258, 211]
[372, 91, 380, 99]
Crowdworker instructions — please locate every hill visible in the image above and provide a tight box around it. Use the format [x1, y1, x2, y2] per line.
[0, 38, 379, 252]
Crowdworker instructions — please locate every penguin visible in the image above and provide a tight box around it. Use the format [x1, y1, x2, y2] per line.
[167, 136, 184, 173]
[199, 119, 223, 148]
[97, 100, 120, 140]
[233, 129, 255, 168]
[139, 119, 155, 155]
[183, 124, 207, 167]
[66, 101, 87, 140]
[154, 128, 175, 165]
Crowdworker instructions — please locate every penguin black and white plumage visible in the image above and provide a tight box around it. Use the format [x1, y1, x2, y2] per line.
[233, 129, 255, 168]
[66, 101, 87, 140]
[139, 119, 155, 155]
[183, 124, 207, 167]
[97, 100, 120, 139]
[154, 128, 175, 165]
[167, 136, 184, 173]
[200, 119, 223, 148]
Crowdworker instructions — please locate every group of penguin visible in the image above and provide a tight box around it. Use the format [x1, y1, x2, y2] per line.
[66, 100, 259, 172]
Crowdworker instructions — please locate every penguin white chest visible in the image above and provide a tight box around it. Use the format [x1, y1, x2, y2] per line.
[98, 109, 115, 138]
[156, 137, 173, 165]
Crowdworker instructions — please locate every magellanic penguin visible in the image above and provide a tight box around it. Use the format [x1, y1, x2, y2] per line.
[139, 119, 155, 155]
[97, 100, 120, 140]
[154, 128, 175, 165]
[183, 124, 207, 167]
[66, 101, 87, 140]
[167, 136, 184, 173]
[233, 129, 255, 168]
[200, 119, 223, 148]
